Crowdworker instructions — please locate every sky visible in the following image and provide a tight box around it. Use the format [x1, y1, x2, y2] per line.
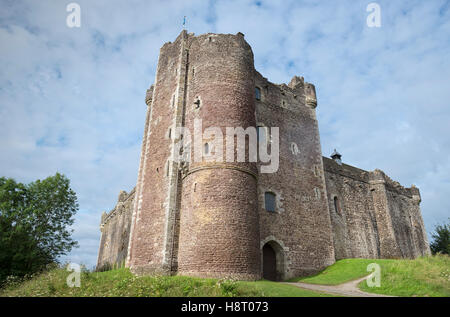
[0, 0, 449, 269]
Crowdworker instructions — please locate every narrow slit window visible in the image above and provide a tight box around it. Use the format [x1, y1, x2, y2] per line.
[265, 192, 276, 212]
[334, 196, 341, 215]
[166, 161, 170, 177]
[255, 87, 261, 100]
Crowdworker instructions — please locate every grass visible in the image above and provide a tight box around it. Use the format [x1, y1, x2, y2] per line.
[289, 258, 393, 285]
[2, 256, 448, 297]
[290, 255, 450, 297]
[0, 267, 332, 297]
[358, 255, 450, 297]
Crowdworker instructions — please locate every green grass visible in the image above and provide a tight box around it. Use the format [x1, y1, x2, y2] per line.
[236, 280, 334, 297]
[3, 256, 448, 297]
[289, 258, 393, 285]
[0, 267, 332, 297]
[290, 255, 450, 297]
[358, 255, 450, 297]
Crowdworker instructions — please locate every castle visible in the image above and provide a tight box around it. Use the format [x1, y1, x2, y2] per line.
[96, 31, 430, 281]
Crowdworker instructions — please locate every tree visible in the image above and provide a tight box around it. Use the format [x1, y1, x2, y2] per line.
[430, 218, 450, 255]
[0, 173, 78, 284]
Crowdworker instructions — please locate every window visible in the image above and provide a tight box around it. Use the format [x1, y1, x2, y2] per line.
[334, 196, 341, 215]
[255, 87, 261, 100]
[166, 161, 170, 177]
[265, 192, 276, 212]
[204, 143, 210, 155]
[194, 97, 201, 109]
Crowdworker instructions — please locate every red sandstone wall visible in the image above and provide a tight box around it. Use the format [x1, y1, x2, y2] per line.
[97, 189, 135, 270]
[323, 157, 430, 260]
[127, 32, 185, 275]
[255, 74, 335, 279]
[323, 158, 380, 259]
[176, 33, 261, 280]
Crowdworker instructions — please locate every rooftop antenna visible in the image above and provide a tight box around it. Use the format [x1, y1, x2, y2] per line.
[183, 16, 186, 30]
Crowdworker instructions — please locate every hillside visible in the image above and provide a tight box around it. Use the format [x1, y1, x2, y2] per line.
[0, 267, 332, 297]
[1, 255, 448, 297]
[291, 255, 449, 297]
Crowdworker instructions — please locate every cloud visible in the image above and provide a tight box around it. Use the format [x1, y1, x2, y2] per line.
[1, 0, 449, 268]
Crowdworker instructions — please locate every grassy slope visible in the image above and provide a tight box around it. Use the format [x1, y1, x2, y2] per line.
[0, 267, 332, 297]
[290, 255, 450, 297]
[358, 255, 450, 297]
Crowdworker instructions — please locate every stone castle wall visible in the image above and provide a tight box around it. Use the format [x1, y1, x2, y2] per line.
[254, 72, 335, 279]
[97, 188, 135, 270]
[96, 31, 430, 279]
[176, 33, 261, 280]
[323, 157, 430, 260]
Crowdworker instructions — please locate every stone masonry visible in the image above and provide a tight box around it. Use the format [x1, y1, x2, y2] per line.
[96, 31, 430, 280]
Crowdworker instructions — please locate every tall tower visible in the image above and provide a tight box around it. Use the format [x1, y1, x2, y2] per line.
[176, 33, 260, 279]
[126, 31, 261, 279]
[126, 31, 190, 274]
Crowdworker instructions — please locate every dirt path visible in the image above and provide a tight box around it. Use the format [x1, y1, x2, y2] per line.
[285, 276, 395, 297]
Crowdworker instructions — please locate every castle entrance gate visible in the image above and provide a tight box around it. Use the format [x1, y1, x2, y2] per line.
[262, 240, 285, 281]
[263, 243, 276, 280]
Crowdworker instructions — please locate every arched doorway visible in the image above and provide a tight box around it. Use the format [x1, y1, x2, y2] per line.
[263, 244, 276, 280]
[262, 241, 284, 281]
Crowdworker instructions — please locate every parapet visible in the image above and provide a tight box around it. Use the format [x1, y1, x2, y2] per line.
[100, 187, 136, 226]
[323, 156, 420, 200]
[145, 85, 154, 106]
[288, 76, 304, 90]
[369, 169, 419, 199]
[255, 71, 318, 112]
[304, 82, 317, 108]
[322, 156, 370, 183]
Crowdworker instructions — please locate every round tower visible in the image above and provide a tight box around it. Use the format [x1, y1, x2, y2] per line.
[177, 33, 260, 280]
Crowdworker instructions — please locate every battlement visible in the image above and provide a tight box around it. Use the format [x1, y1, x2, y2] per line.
[323, 156, 370, 183]
[370, 169, 419, 199]
[100, 187, 135, 227]
[323, 156, 419, 199]
[254, 72, 317, 115]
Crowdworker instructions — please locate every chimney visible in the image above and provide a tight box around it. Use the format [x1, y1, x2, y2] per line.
[331, 149, 342, 165]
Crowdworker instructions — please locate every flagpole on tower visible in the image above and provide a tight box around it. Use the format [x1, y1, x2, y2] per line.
[183, 16, 186, 30]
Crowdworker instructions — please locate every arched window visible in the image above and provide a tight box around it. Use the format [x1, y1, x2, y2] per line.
[204, 143, 210, 155]
[265, 192, 276, 212]
[255, 87, 261, 100]
[334, 196, 341, 215]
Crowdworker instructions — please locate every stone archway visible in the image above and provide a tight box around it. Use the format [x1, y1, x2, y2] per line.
[261, 240, 285, 281]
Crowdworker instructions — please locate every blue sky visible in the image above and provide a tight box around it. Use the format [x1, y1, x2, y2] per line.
[1, 0, 449, 269]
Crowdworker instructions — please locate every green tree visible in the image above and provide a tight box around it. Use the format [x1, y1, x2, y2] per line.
[0, 173, 78, 284]
[430, 218, 450, 255]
